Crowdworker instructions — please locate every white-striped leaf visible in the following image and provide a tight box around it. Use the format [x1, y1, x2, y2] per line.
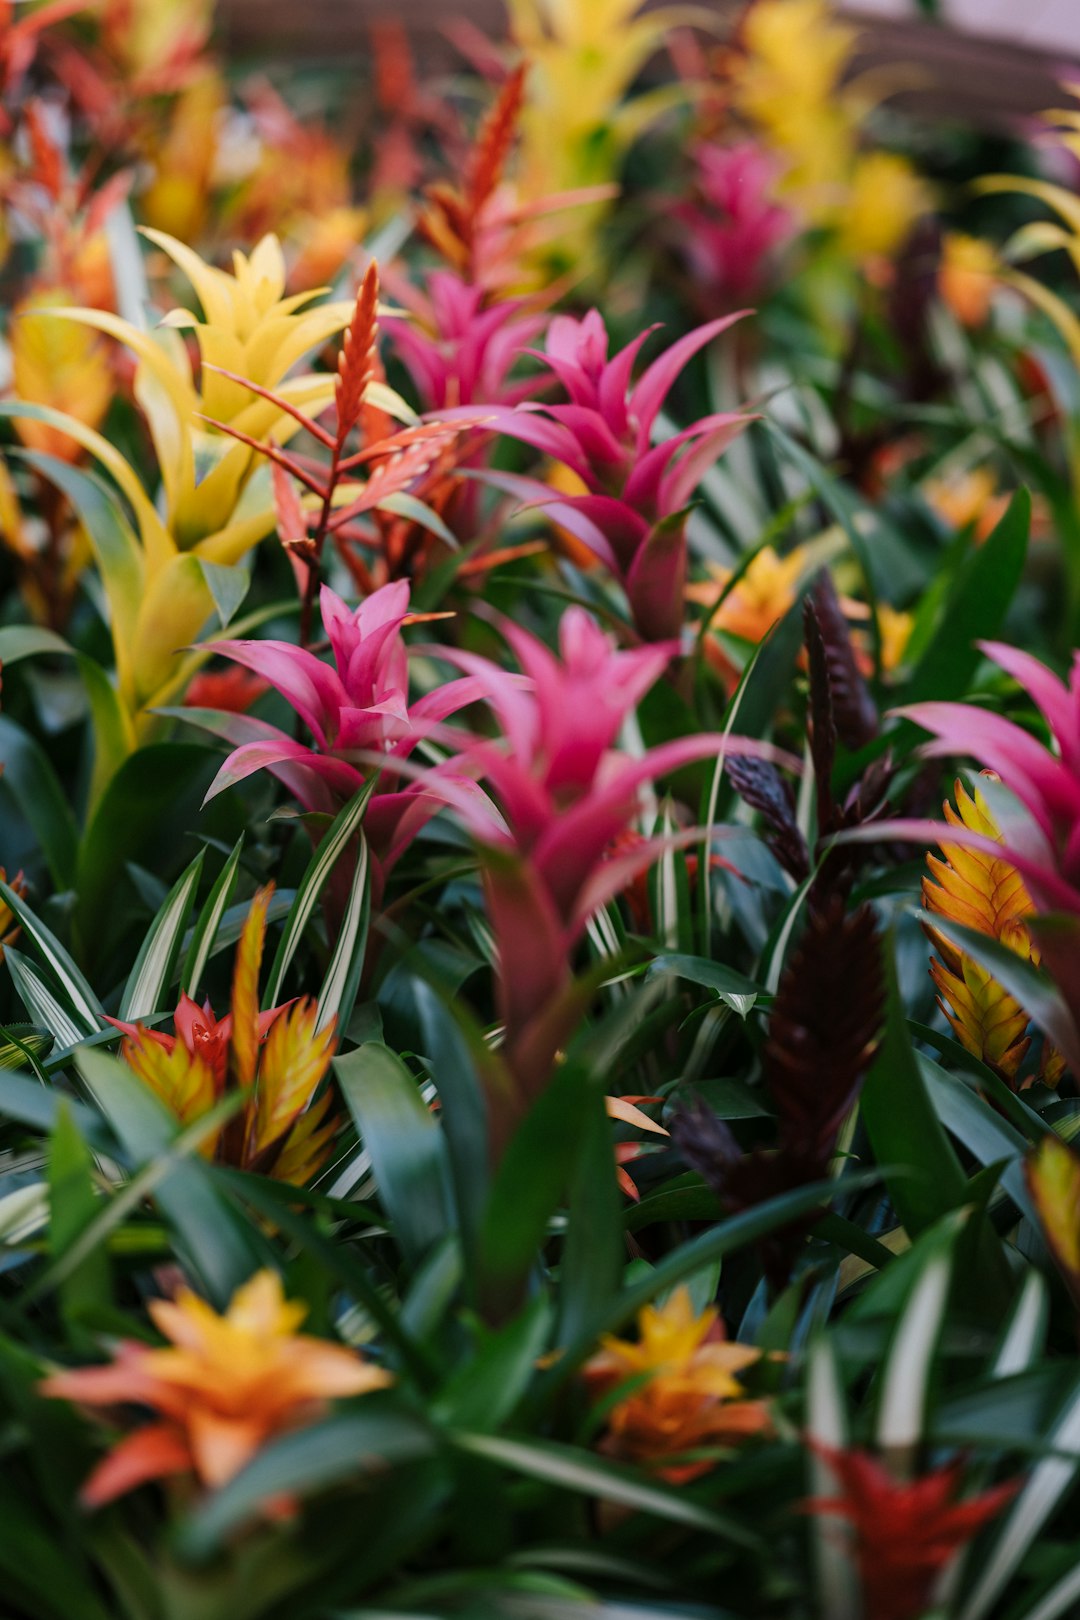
[183, 836, 244, 999]
[959, 1384, 1080, 1620]
[317, 832, 371, 1033]
[119, 849, 204, 1022]
[0, 880, 102, 1031]
[876, 1214, 960, 1459]
[6, 948, 87, 1049]
[263, 783, 373, 1009]
[806, 1336, 859, 1620]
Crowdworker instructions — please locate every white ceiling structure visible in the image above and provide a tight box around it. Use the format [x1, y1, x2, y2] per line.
[852, 0, 1080, 53]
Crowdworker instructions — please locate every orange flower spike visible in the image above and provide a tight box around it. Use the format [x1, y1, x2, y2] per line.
[42, 1270, 393, 1506]
[923, 775, 1041, 1084]
[584, 1287, 770, 1478]
[229, 884, 274, 1092]
[247, 997, 337, 1168]
[123, 1034, 219, 1149]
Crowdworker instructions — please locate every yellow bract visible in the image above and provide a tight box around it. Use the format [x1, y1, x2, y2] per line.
[1027, 1135, 1080, 1298]
[12, 289, 113, 463]
[506, 0, 707, 276]
[923, 775, 1058, 1086]
[732, 0, 927, 258]
[11, 232, 403, 734]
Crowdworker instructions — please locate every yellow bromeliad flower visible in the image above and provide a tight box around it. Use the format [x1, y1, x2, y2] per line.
[584, 1286, 770, 1480]
[113, 886, 340, 1183]
[731, 0, 927, 260]
[41, 1270, 392, 1507]
[923, 466, 1009, 544]
[13, 233, 406, 734]
[506, 0, 704, 277]
[923, 774, 1062, 1087]
[688, 541, 830, 691]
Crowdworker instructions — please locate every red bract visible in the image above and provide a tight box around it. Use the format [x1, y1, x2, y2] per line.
[673, 141, 794, 306]
[195, 580, 491, 885]
[430, 607, 796, 1126]
[804, 1447, 1018, 1620]
[482, 308, 749, 640]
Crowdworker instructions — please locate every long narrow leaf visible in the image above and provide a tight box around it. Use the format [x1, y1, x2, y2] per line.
[119, 850, 204, 1021]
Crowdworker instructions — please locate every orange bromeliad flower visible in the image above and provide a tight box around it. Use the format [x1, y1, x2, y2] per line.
[923, 774, 1062, 1087]
[112, 887, 339, 1182]
[41, 1270, 393, 1508]
[584, 1287, 770, 1481]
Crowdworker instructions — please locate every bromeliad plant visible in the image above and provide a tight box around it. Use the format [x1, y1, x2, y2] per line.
[5, 4, 1080, 1620]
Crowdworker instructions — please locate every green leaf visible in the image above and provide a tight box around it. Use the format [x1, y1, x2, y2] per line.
[958, 1380, 1080, 1620]
[0, 715, 78, 889]
[119, 848, 204, 1021]
[198, 558, 251, 628]
[438, 1295, 552, 1432]
[479, 1056, 594, 1309]
[335, 1043, 453, 1265]
[317, 831, 371, 1033]
[5, 948, 86, 1048]
[263, 782, 373, 1008]
[416, 982, 489, 1264]
[0, 880, 102, 1032]
[449, 1431, 756, 1544]
[649, 952, 760, 1016]
[48, 1101, 109, 1328]
[75, 1045, 260, 1305]
[557, 1085, 622, 1351]
[75, 742, 219, 962]
[179, 1407, 433, 1558]
[875, 1211, 962, 1463]
[182, 834, 244, 999]
[899, 489, 1030, 706]
[859, 935, 968, 1236]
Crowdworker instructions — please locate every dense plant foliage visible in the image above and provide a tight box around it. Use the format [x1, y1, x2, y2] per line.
[2, 2, 1080, 1617]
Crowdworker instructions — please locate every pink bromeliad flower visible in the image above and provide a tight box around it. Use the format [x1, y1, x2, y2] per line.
[383, 270, 548, 411]
[478, 309, 749, 642]
[673, 142, 794, 307]
[189, 580, 493, 881]
[427, 606, 796, 1135]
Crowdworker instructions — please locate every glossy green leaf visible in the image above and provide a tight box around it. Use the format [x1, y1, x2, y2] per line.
[119, 847, 204, 1021]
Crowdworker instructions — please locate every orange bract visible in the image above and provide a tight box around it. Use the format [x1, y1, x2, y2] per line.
[119, 886, 339, 1183]
[41, 1270, 393, 1506]
[584, 1286, 770, 1480]
[923, 774, 1058, 1086]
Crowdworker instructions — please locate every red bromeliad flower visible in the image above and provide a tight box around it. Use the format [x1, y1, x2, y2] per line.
[428, 607, 796, 1129]
[673, 141, 795, 307]
[193, 579, 494, 885]
[183, 666, 270, 715]
[479, 308, 749, 641]
[803, 1446, 1018, 1620]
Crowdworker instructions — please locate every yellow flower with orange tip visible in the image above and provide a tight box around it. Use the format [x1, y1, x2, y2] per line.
[923, 774, 1061, 1087]
[923, 466, 1009, 545]
[115, 886, 340, 1183]
[41, 1270, 393, 1508]
[584, 1286, 770, 1480]
[939, 232, 998, 328]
